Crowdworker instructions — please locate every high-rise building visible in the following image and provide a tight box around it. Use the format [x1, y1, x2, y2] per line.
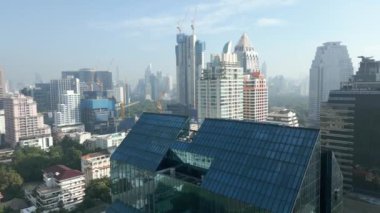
[4, 94, 52, 148]
[198, 41, 243, 120]
[261, 62, 267, 78]
[175, 32, 205, 111]
[233, 33, 268, 122]
[321, 56, 380, 197]
[33, 83, 51, 112]
[243, 72, 268, 121]
[267, 108, 299, 127]
[0, 69, 5, 109]
[308, 42, 353, 127]
[80, 98, 116, 134]
[144, 64, 152, 101]
[113, 84, 125, 104]
[234, 33, 260, 73]
[54, 90, 81, 127]
[108, 113, 343, 213]
[50, 77, 80, 111]
[62, 68, 113, 91]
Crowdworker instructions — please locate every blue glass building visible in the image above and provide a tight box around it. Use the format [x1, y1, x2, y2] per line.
[80, 99, 116, 134]
[108, 113, 342, 213]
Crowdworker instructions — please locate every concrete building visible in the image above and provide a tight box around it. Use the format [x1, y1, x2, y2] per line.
[84, 132, 126, 151]
[266, 108, 299, 127]
[19, 136, 53, 151]
[234, 33, 260, 73]
[0, 110, 5, 145]
[66, 132, 92, 144]
[50, 78, 80, 111]
[25, 165, 85, 212]
[62, 69, 113, 91]
[308, 42, 353, 127]
[81, 151, 110, 185]
[243, 72, 268, 121]
[175, 32, 205, 111]
[4, 94, 52, 148]
[198, 41, 243, 120]
[54, 90, 81, 127]
[113, 84, 125, 104]
[321, 56, 380, 197]
[0, 69, 5, 109]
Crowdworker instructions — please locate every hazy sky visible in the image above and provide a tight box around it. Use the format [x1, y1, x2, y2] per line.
[1, 0, 380, 87]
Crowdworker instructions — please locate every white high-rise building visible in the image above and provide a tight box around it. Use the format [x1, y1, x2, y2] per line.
[113, 84, 125, 104]
[54, 90, 81, 126]
[50, 77, 80, 111]
[234, 33, 260, 73]
[4, 94, 52, 149]
[175, 32, 205, 110]
[234, 33, 268, 121]
[308, 42, 353, 127]
[267, 108, 299, 127]
[198, 41, 244, 121]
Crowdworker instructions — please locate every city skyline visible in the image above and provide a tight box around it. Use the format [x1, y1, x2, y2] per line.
[1, 0, 380, 87]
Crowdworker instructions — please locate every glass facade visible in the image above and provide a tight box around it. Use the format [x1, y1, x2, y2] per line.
[109, 113, 337, 213]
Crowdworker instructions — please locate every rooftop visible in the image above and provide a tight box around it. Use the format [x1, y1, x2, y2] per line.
[112, 113, 320, 212]
[43, 165, 83, 181]
[82, 151, 109, 160]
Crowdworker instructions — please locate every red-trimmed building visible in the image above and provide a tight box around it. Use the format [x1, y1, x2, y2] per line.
[25, 165, 85, 212]
[243, 72, 268, 121]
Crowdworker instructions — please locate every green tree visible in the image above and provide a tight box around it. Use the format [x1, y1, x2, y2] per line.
[0, 165, 23, 201]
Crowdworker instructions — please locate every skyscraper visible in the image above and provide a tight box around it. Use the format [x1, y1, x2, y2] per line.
[233, 33, 268, 122]
[321, 56, 380, 196]
[198, 41, 243, 120]
[243, 72, 268, 121]
[4, 94, 52, 148]
[175, 32, 205, 111]
[62, 68, 113, 92]
[54, 90, 81, 127]
[0, 69, 5, 109]
[234, 33, 260, 73]
[50, 77, 80, 111]
[144, 64, 152, 101]
[308, 42, 353, 127]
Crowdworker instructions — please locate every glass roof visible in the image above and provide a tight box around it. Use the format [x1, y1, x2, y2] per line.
[110, 113, 189, 171]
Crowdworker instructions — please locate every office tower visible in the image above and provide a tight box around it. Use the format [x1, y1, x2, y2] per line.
[4, 94, 52, 148]
[308, 42, 353, 127]
[234, 33, 260, 73]
[0, 69, 5, 109]
[80, 98, 116, 134]
[0, 110, 5, 145]
[113, 84, 125, 104]
[261, 62, 267, 78]
[144, 64, 152, 100]
[50, 77, 80, 111]
[243, 72, 268, 121]
[267, 108, 299, 127]
[175, 32, 205, 110]
[62, 68, 113, 91]
[198, 41, 243, 120]
[108, 113, 343, 213]
[54, 90, 81, 127]
[32, 83, 51, 112]
[25, 165, 85, 212]
[321, 57, 380, 196]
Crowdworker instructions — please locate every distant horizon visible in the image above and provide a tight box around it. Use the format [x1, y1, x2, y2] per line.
[1, 0, 379, 88]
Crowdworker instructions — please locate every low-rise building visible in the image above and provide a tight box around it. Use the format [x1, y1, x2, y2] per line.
[81, 151, 110, 184]
[66, 132, 92, 144]
[0, 148, 14, 163]
[19, 135, 53, 151]
[84, 132, 126, 150]
[25, 165, 85, 212]
[266, 108, 299, 127]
